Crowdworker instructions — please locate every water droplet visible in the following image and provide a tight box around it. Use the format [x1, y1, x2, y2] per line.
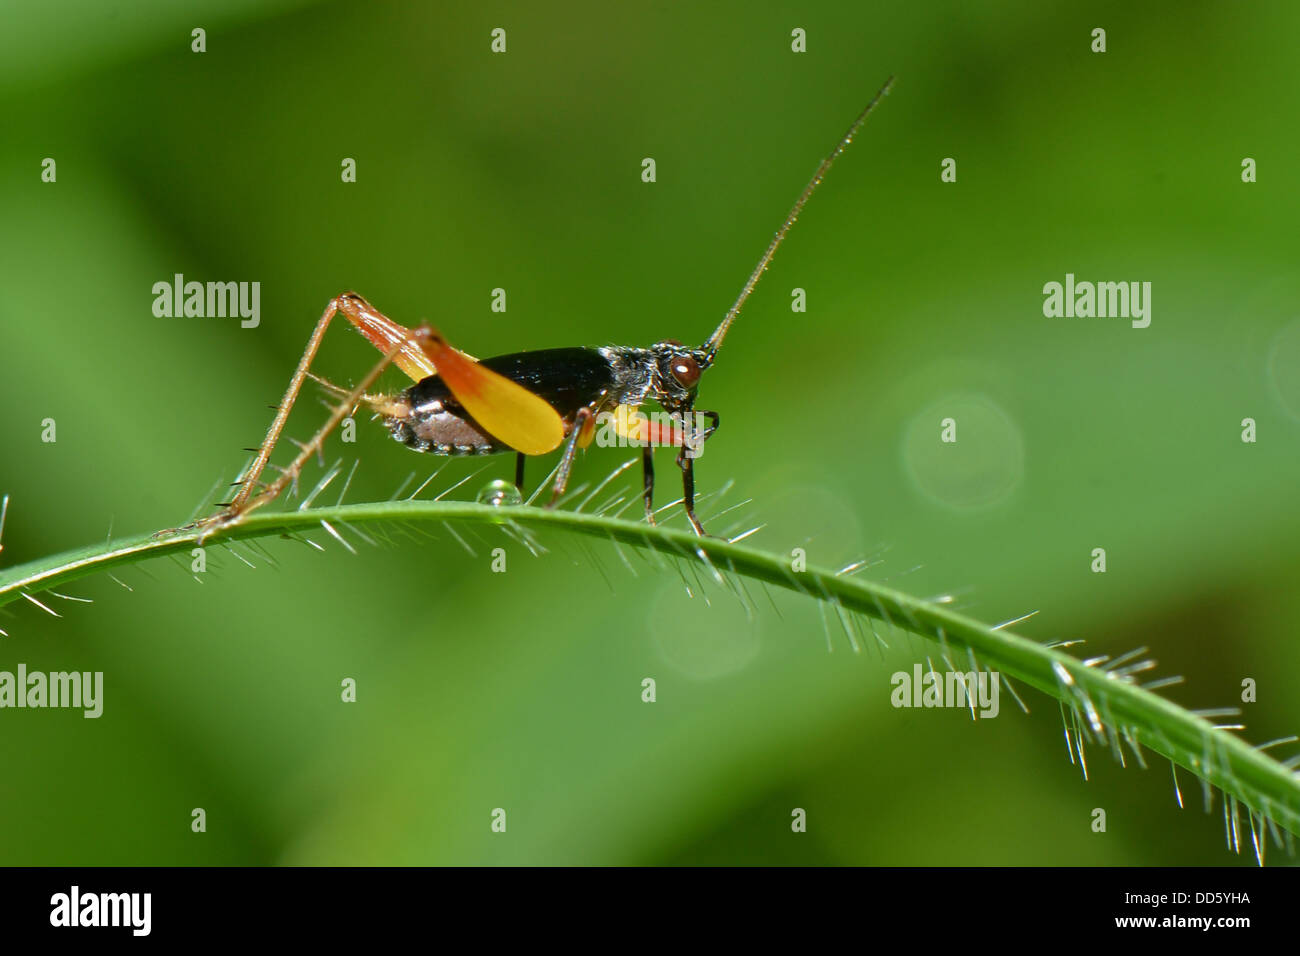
[476, 479, 522, 507]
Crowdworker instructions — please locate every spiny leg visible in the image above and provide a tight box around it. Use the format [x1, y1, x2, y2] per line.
[641, 444, 656, 525]
[547, 406, 594, 506]
[677, 448, 706, 536]
[224, 292, 436, 519]
[223, 297, 340, 516]
[675, 411, 718, 535]
[696, 410, 720, 442]
[202, 328, 427, 537]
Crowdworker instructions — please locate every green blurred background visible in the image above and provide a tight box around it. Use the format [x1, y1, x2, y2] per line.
[2, 0, 1298, 865]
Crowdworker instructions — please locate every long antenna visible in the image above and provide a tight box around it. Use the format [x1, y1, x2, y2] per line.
[702, 74, 895, 361]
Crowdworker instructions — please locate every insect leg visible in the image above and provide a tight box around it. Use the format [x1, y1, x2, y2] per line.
[514, 452, 526, 494]
[677, 448, 706, 537]
[641, 445, 656, 524]
[334, 293, 440, 382]
[204, 330, 423, 537]
[547, 406, 595, 506]
[221, 293, 434, 522]
[696, 410, 720, 442]
[222, 297, 341, 517]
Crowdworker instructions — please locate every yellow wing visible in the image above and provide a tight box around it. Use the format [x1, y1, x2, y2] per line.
[419, 329, 566, 456]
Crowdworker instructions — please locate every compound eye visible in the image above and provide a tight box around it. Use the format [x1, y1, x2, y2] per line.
[670, 354, 700, 389]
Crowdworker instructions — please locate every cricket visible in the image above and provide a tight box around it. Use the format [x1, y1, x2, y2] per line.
[195, 76, 894, 538]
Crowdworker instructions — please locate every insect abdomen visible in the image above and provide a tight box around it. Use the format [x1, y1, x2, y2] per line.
[385, 396, 506, 456]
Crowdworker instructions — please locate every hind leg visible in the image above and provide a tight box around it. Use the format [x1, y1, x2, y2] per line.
[201, 294, 434, 533]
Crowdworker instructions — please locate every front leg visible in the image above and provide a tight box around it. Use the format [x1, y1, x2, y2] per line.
[675, 410, 717, 536]
[677, 448, 706, 536]
[547, 406, 595, 506]
[641, 445, 656, 525]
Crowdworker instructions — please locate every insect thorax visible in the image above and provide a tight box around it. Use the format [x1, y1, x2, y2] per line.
[598, 346, 657, 406]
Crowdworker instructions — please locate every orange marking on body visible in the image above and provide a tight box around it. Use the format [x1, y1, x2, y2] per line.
[577, 411, 598, 448]
[643, 418, 685, 447]
[336, 294, 439, 382]
[609, 405, 685, 446]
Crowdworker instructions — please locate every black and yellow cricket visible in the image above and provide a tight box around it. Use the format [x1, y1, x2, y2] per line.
[200, 77, 893, 538]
